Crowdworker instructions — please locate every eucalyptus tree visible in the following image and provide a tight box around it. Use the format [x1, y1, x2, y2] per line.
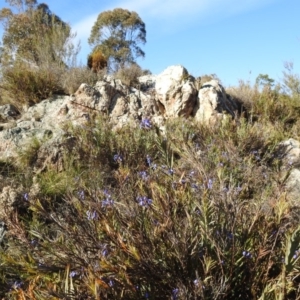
[0, 0, 72, 67]
[88, 8, 146, 71]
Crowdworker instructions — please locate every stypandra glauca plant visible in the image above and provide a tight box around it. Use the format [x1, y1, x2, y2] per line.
[0, 84, 300, 299]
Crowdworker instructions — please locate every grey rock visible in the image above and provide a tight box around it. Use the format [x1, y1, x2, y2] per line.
[0, 104, 20, 121]
[194, 79, 239, 125]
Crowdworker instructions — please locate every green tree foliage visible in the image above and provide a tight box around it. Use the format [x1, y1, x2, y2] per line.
[0, 0, 72, 66]
[88, 8, 146, 71]
[282, 61, 300, 98]
[0, 0, 80, 108]
[256, 74, 275, 90]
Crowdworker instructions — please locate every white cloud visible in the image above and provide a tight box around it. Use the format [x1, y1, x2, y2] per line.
[116, 0, 276, 18]
[72, 13, 98, 44]
[71, 0, 277, 47]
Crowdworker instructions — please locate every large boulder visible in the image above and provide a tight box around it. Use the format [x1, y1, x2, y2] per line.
[73, 77, 159, 129]
[276, 138, 300, 206]
[194, 79, 239, 124]
[140, 65, 198, 118]
[0, 65, 243, 171]
[0, 78, 158, 165]
[0, 96, 69, 161]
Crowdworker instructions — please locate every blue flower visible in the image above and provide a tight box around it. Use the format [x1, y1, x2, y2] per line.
[138, 170, 149, 181]
[140, 118, 152, 129]
[168, 168, 174, 175]
[172, 288, 179, 300]
[137, 196, 152, 207]
[102, 198, 114, 207]
[31, 239, 38, 247]
[189, 170, 195, 177]
[102, 248, 108, 257]
[102, 190, 114, 207]
[242, 250, 252, 258]
[70, 270, 79, 277]
[12, 280, 23, 289]
[235, 185, 242, 194]
[77, 190, 85, 200]
[113, 154, 123, 163]
[191, 183, 199, 190]
[86, 210, 98, 220]
[109, 279, 114, 287]
[23, 193, 29, 201]
[293, 249, 300, 259]
[207, 178, 213, 189]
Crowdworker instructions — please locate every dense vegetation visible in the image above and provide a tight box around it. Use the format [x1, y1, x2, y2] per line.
[0, 81, 300, 299]
[0, 1, 300, 299]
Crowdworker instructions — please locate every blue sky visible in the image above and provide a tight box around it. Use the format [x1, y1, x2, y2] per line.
[0, 0, 299, 87]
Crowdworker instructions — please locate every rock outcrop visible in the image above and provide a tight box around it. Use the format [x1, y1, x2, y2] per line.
[151, 65, 198, 118]
[194, 79, 239, 124]
[276, 138, 300, 205]
[0, 65, 242, 170]
[0, 64, 300, 218]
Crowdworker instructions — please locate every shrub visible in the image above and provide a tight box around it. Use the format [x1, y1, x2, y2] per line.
[62, 66, 107, 95]
[0, 2, 80, 110]
[1, 107, 300, 299]
[87, 50, 108, 73]
[0, 62, 64, 110]
[114, 63, 147, 87]
[281, 61, 300, 99]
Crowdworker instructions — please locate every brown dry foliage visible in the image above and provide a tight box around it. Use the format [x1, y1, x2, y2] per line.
[87, 50, 107, 73]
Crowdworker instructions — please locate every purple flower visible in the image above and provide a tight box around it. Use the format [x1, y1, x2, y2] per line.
[70, 270, 79, 277]
[12, 281, 23, 289]
[235, 185, 242, 193]
[168, 168, 174, 175]
[227, 232, 233, 239]
[102, 190, 114, 207]
[140, 118, 152, 129]
[146, 155, 151, 165]
[242, 250, 252, 258]
[172, 288, 179, 300]
[152, 163, 157, 170]
[86, 210, 98, 220]
[207, 178, 213, 189]
[138, 171, 149, 181]
[293, 249, 300, 259]
[23, 193, 29, 201]
[109, 279, 114, 287]
[102, 198, 114, 207]
[102, 248, 108, 257]
[191, 183, 199, 190]
[31, 239, 38, 247]
[77, 190, 85, 200]
[180, 178, 187, 184]
[189, 170, 196, 177]
[113, 154, 123, 163]
[137, 196, 152, 207]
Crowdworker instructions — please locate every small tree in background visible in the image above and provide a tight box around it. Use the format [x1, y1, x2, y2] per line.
[282, 61, 300, 99]
[114, 62, 149, 87]
[255, 74, 275, 93]
[88, 8, 146, 72]
[0, 0, 71, 66]
[0, 0, 81, 109]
